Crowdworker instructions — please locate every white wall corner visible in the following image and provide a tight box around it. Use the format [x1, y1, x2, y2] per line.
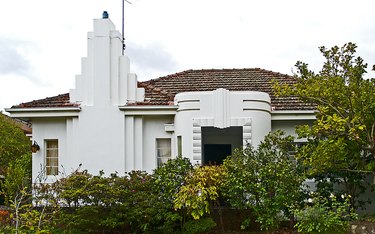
[136, 88, 145, 102]
[93, 18, 115, 37]
[127, 73, 137, 103]
[119, 56, 130, 105]
[87, 32, 94, 39]
[69, 89, 77, 102]
[110, 30, 122, 40]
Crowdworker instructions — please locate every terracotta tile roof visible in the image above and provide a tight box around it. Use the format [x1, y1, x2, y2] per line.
[137, 68, 315, 110]
[11, 93, 78, 108]
[10, 68, 314, 111]
[1, 113, 32, 134]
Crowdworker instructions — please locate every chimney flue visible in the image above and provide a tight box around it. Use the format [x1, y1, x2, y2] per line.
[102, 11, 109, 19]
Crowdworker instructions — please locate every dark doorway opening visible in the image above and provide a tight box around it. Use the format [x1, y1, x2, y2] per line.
[204, 144, 231, 165]
[201, 126, 243, 165]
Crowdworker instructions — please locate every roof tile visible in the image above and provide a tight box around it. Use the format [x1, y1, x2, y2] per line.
[12, 93, 78, 108]
[11, 68, 314, 111]
[137, 68, 314, 110]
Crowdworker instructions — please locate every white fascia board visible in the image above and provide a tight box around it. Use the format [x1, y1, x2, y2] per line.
[5, 107, 81, 119]
[119, 105, 178, 116]
[271, 110, 316, 120]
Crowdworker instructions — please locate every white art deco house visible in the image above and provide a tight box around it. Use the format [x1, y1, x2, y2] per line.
[6, 14, 315, 183]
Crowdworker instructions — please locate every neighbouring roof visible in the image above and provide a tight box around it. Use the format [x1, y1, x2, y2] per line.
[0, 112, 32, 134]
[10, 68, 315, 111]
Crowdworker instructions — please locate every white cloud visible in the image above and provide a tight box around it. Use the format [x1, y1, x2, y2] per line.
[0, 38, 34, 76]
[126, 41, 177, 80]
[1, 0, 375, 111]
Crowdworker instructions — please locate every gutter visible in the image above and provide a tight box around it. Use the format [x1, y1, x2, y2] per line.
[119, 105, 178, 116]
[271, 110, 316, 120]
[5, 107, 81, 119]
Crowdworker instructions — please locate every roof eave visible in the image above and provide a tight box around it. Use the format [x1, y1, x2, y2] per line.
[119, 105, 178, 116]
[5, 107, 81, 120]
[271, 109, 316, 120]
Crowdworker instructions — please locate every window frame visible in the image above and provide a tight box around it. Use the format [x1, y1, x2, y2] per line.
[177, 135, 182, 156]
[156, 138, 172, 167]
[45, 139, 59, 176]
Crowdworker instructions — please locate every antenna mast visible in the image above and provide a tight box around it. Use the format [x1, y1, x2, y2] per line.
[122, 0, 132, 55]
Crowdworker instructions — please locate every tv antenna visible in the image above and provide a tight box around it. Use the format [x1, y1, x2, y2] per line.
[122, 0, 133, 54]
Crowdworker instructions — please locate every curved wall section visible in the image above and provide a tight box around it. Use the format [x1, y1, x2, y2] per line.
[174, 89, 271, 164]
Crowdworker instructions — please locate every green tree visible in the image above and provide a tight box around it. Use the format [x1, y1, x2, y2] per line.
[0, 113, 31, 208]
[0, 113, 30, 176]
[274, 43, 375, 207]
[274, 43, 375, 173]
[222, 131, 306, 231]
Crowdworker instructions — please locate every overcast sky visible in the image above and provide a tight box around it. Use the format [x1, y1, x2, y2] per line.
[1, 0, 375, 112]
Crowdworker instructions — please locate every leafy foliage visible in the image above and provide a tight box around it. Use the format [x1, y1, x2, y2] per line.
[222, 130, 307, 230]
[0, 169, 61, 233]
[274, 42, 375, 208]
[182, 217, 217, 234]
[52, 170, 165, 233]
[174, 165, 226, 220]
[14, 157, 195, 233]
[274, 42, 375, 173]
[152, 156, 193, 207]
[0, 113, 32, 208]
[1, 124, 362, 233]
[0, 114, 43, 232]
[294, 193, 357, 234]
[2, 153, 31, 206]
[152, 156, 194, 231]
[0, 113, 30, 176]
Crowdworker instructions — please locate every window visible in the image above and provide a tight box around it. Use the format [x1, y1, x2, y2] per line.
[45, 140, 58, 175]
[177, 136, 182, 156]
[156, 138, 171, 167]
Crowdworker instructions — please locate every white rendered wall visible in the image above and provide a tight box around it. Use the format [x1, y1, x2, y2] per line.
[69, 17, 143, 106]
[68, 106, 126, 175]
[31, 118, 67, 183]
[271, 120, 313, 138]
[66, 17, 129, 175]
[142, 116, 174, 172]
[60, 16, 144, 177]
[174, 89, 271, 164]
[124, 116, 145, 172]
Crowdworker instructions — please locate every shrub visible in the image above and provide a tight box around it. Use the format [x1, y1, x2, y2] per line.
[222, 130, 307, 231]
[152, 156, 193, 206]
[54, 170, 161, 233]
[182, 217, 217, 234]
[43, 169, 185, 233]
[294, 193, 357, 234]
[174, 165, 226, 220]
[152, 156, 193, 231]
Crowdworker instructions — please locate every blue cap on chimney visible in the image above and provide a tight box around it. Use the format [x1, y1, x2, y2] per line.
[102, 11, 109, 19]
